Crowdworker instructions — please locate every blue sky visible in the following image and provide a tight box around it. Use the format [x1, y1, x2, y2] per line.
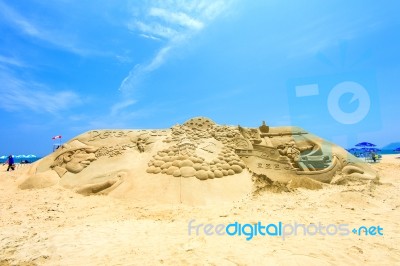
[0, 0, 399, 156]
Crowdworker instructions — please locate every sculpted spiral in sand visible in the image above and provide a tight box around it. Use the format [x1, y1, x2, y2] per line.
[18, 117, 379, 203]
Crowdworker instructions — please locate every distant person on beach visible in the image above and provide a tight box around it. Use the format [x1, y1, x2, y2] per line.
[371, 152, 377, 163]
[4, 155, 15, 171]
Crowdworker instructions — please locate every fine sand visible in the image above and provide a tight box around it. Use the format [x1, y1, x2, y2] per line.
[0, 155, 399, 265]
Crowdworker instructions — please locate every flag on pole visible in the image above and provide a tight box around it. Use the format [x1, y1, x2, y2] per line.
[52, 135, 62, 140]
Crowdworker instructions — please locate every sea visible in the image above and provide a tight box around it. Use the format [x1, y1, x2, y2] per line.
[0, 157, 42, 164]
[379, 150, 399, 155]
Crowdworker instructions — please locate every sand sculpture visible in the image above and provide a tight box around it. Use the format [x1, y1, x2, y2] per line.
[19, 117, 379, 201]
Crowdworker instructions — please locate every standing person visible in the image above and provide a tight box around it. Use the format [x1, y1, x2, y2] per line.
[371, 151, 377, 163]
[5, 155, 15, 171]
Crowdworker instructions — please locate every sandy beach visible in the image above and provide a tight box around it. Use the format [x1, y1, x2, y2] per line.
[0, 154, 398, 265]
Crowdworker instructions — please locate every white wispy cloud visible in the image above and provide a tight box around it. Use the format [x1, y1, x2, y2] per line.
[120, 46, 172, 93]
[134, 21, 179, 40]
[0, 72, 81, 114]
[0, 55, 27, 68]
[0, 1, 40, 36]
[110, 99, 137, 116]
[0, 1, 97, 56]
[119, 0, 231, 93]
[139, 34, 162, 41]
[115, 55, 134, 64]
[149, 7, 204, 30]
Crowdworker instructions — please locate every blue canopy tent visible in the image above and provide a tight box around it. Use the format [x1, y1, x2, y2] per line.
[354, 142, 379, 162]
[346, 148, 361, 157]
[346, 148, 359, 152]
[355, 142, 376, 148]
[361, 147, 381, 152]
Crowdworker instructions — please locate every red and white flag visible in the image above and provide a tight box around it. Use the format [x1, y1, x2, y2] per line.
[52, 135, 62, 140]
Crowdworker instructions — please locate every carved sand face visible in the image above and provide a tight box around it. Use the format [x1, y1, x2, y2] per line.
[65, 151, 97, 173]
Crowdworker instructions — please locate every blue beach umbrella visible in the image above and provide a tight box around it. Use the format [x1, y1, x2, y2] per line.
[346, 148, 360, 154]
[355, 142, 376, 148]
[346, 148, 359, 152]
[361, 148, 381, 152]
